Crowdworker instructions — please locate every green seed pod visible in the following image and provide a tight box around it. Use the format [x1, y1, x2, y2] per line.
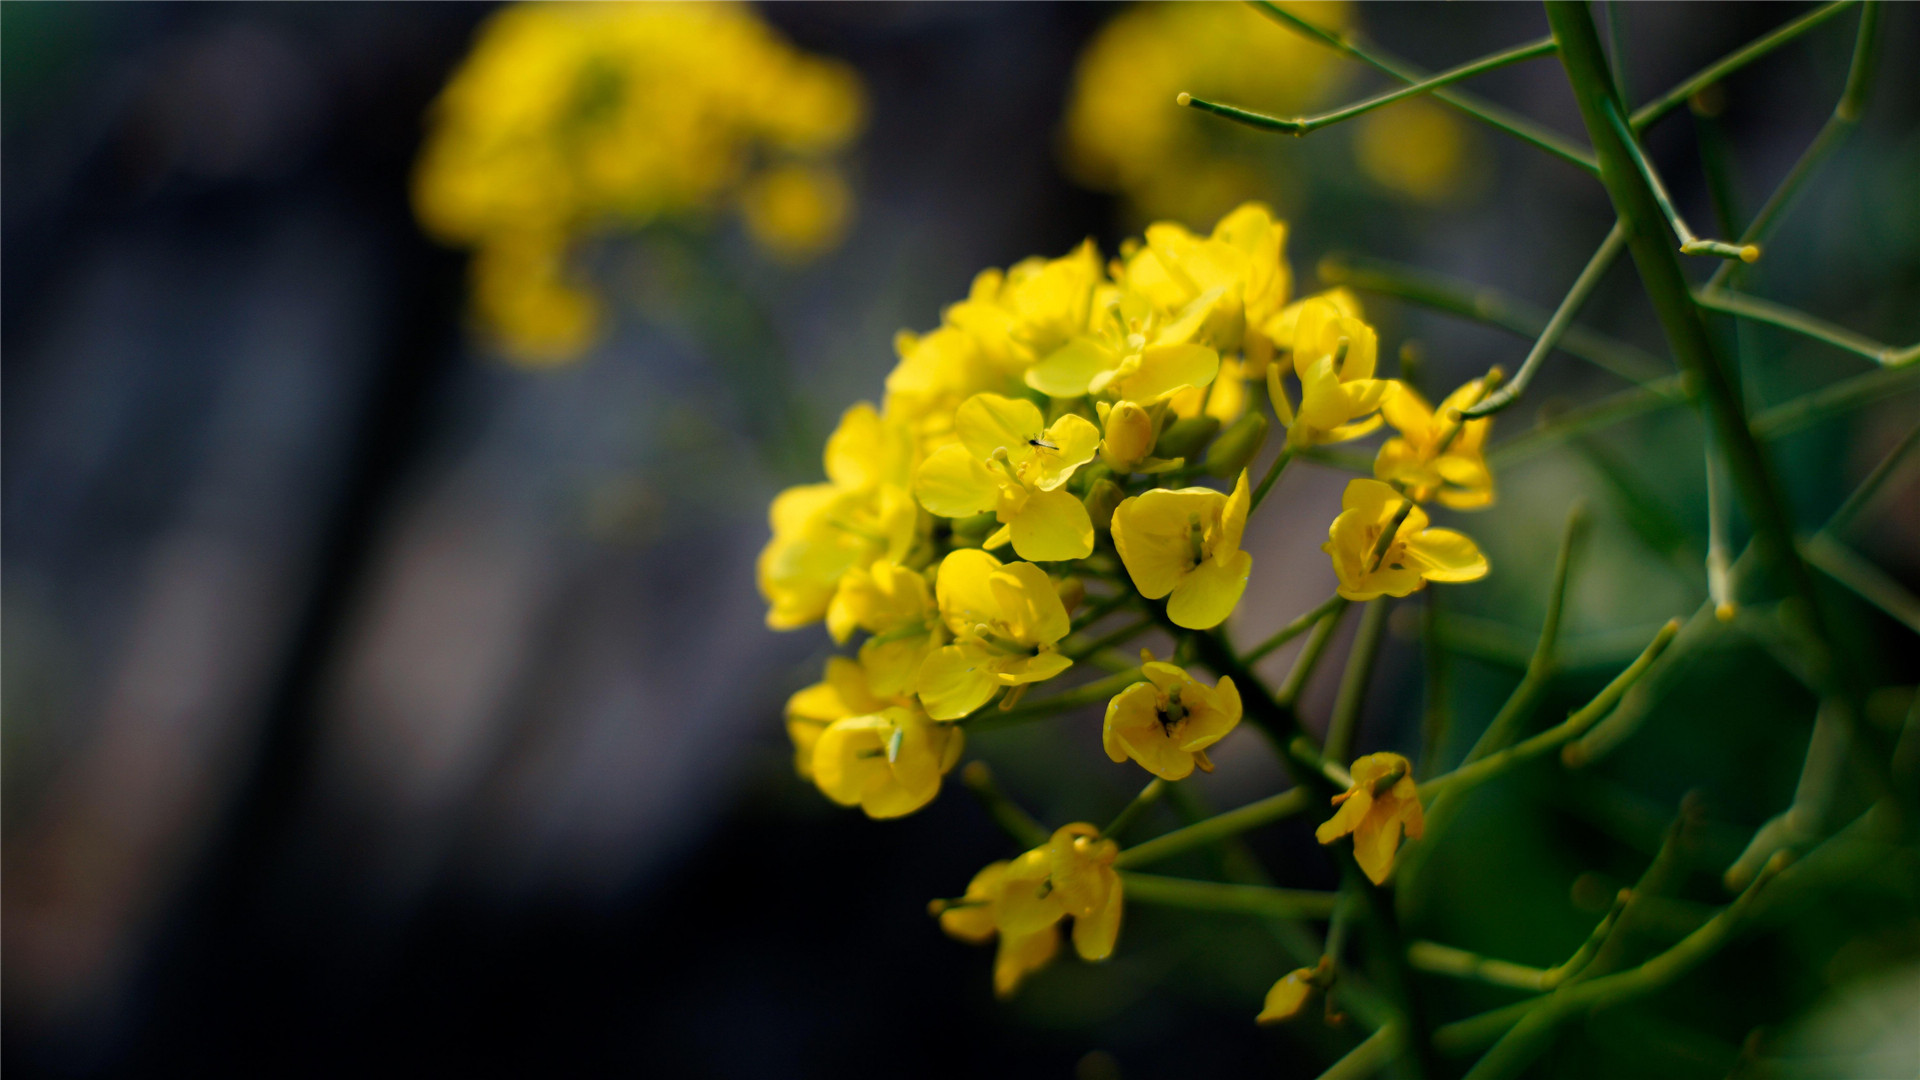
[1205, 411, 1269, 479]
[1154, 415, 1220, 461]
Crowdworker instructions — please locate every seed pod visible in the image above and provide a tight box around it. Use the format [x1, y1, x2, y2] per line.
[1205, 411, 1269, 478]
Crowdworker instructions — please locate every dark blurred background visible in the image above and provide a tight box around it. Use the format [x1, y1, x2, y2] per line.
[4, 3, 1916, 1077]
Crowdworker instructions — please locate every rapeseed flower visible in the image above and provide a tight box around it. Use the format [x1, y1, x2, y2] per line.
[917, 549, 1074, 720]
[914, 394, 1101, 562]
[1111, 470, 1253, 629]
[783, 655, 887, 781]
[1315, 752, 1425, 885]
[1267, 297, 1398, 448]
[1103, 658, 1243, 780]
[934, 822, 1123, 995]
[827, 561, 943, 698]
[934, 859, 1062, 998]
[1324, 479, 1488, 601]
[1374, 377, 1496, 510]
[812, 703, 962, 819]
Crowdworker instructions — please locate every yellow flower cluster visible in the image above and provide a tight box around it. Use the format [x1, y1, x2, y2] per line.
[415, 1, 865, 362]
[763, 201, 1495, 995]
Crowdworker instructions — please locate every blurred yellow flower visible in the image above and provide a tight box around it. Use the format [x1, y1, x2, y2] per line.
[1256, 966, 1318, 1024]
[917, 549, 1074, 720]
[1315, 751, 1425, 885]
[1324, 478, 1487, 601]
[415, 1, 865, 362]
[812, 703, 963, 819]
[1355, 98, 1483, 206]
[1375, 377, 1496, 510]
[1062, 1, 1351, 225]
[783, 655, 886, 781]
[934, 822, 1123, 995]
[1048, 824, 1124, 961]
[1112, 470, 1253, 630]
[934, 859, 1062, 998]
[826, 561, 944, 699]
[1103, 658, 1243, 780]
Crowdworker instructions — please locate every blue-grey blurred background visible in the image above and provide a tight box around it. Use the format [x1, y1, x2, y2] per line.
[4, 3, 1916, 1077]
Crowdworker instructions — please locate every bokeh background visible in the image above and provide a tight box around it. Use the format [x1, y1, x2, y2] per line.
[4, 3, 1916, 1077]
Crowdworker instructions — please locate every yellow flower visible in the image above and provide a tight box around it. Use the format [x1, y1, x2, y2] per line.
[1374, 378, 1496, 510]
[1047, 824, 1124, 961]
[757, 404, 920, 630]
[916, 549, 1074, 720]
[913, 393, 1101, 562]
[1103, 659, 1243, 780]
[1314, 752, 1425, 885]
[1120, 202, 1292, 359]
[934, 822, 1123, 995]
[1324, 479, 1489, 601]
[1356, 98, 1482, 206]
[415, 1, 867, 363]
[1111, 470, 1253, 630]
[1267, 298, 1397, 448]
[826, 561, 944, 698]
[1023, 286, 1222, 405]
[950, 241, 1107, 370]
[1257, 967, 1317, 1025]
[935, 857, 1063, 998]
[882, 323, 1011, 440]
[783, 655, 888, 781]
[811, 703, 963, 819]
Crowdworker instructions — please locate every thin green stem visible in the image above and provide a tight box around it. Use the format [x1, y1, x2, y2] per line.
[1277, 600, 1353, 709]
[1823, 420, 1920, 534]
[1317, 254, 1668, 385]
[1118, 871, 1339, 919]
[1705, 441, 1736, 618]
[1180, 38, 1558, 136]
[1466, 503, 1585, 763]
[1695, 287, 1919, 367]
[1101, 778, 1166, 841]
[1705, 2, 1880, 293]
[1692, 96, 1744, 238]
[1245, 593, 1346, 664]
[1417, 594, 1454, 779]
[1114, 787, 1312, 869]
[958, 762, 1049, 848]
[1067, 615, 1154, 661]
[1802, 534, 1920, 635]
[1406, 941, 1550, 992]
[1751, 363, 1920, 439]
[1316, 1023, 1404, 1080]
[1070, 589, 1138, 634]
[1467, 224, 1629, 418]
[1326, 599, 1392, 762]
[1487, 376, 1690, 469]
[1420, 618, 1681, 802]
[1630, 1, 1858, 130]
[1248, 0, 1601, 173]
[968, 668, 1141, 731]
[1250, 446, 1295, 512]
[1603, 99, 1756, 261]
[1604, 0, 1631, 101]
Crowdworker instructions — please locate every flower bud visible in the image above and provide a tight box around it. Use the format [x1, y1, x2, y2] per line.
[1204, 411, 1268, 479]
[1154, 415, 1220, 461]
[1101, 400, 1155, 471]
[1084, 479, 1125, 531]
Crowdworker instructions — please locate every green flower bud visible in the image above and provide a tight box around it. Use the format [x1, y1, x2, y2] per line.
[1204, 411, 1269, 479]
[1154, 415, 1220, 461]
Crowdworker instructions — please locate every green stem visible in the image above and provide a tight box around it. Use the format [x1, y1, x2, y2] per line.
[1249, 446, 1294, 512]
[967, 668, 1141, 731]
[1245, 593, 1346, 664]
[1316, 1022, 1404, 1080]
[1118, 871, 1339, 919]
[1114, 787, 1312, 869]
[1417, 594, 1454, 779]
[1248, 0, 1601, 173]
[1604, 0, 1631, 102]
[1630, 1, 1858, 130]
[1822, 420, 1920, 534]
[1466, 503, 1584, 763]
[1549, 0, 1838, 703]
[1101, 778, 1166, 841]
[1067, 615, 1154, 661]
[1406, 941, 1550, 992]
[1487, 376, 1690, 469]
[1801, 534, 1920, 635]
[1751, 363, 1920, 439]
[1602, 99, 1755, 260]
[958, 762, 1050, 848]
[1466, 224, 1629, 417]
[1705, 441, 1736, 617]
[1420, 618, 1680, 801]
[1070, 589, 1138, 634]
[1326, 599, 1392, 762]
[1695, 287, 1918, 367]
[1317, 254, 1668, 385]
[1277, 599, 1353, 708]
[1180, 37, 1559, 135]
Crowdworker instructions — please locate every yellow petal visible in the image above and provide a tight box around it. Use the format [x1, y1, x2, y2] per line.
[1119, 343, 1219, 402]
[1010, 487, 1095, 562]
[988, 560, 1072, 645]
[1072, 888, 1122, 961]
[916, 642, 999, 720]
[996, 650, 1074, 686]
[1380, 380, 1435, 436]
[1405, 527, 1490, 582]
[993, 924, 1060, 998]
[1167, 548, 1251, 629]
[1218, 469, 1251, 557]
[1352, 810, 1404, 885]
[1026, 338, 1117, 398]
[1111, 488, 1224, 600]
[915, 444, 1000, 518]
[1314, 789, 1373, 844]
[1029, 413, 1102, 491]
[1102, 682, 1160, 764]
[1257, 969, 1314, 1024]
[1265, 362, 1296, 426]
[956, 393, 1045, 463]
[935, 549, 1005, 632]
